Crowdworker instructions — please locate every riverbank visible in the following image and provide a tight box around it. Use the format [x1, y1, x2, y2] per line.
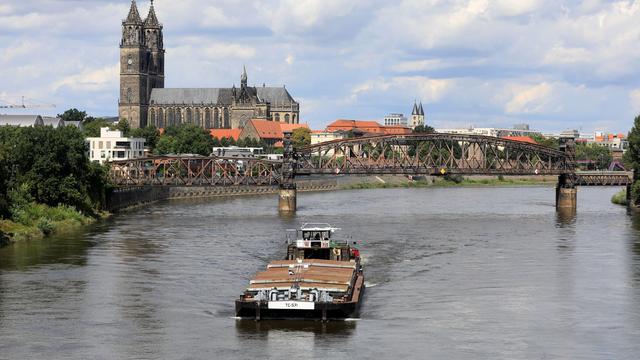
[0, 203, 105, 246]
[338, 175, 555, 190]
[611, 189, 628, 206]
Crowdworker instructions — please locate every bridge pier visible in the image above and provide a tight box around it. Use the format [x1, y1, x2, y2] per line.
[278, 184, 297, 213]
[556, 186, 577, 209]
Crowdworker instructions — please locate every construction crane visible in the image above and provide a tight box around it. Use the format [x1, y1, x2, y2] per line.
[0, 96, 56, 109]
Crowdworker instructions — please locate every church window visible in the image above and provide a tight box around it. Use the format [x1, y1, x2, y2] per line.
[126, 88, 132, 103]
[223, 109, 229, 128]
[177, 109, 182, 123]
[168, 109, 175, 126]
[214, 108, 220, 128]
[158, 108, 164, 128]
[293, 114, 297, 123]
[150, 109, 155, 126]
[275, 113, 280, 122]
[205, 109, 212, 128]
[285, 114, 290, 123]
[186, 108, 193, 124]
[196, 108, 204, 126]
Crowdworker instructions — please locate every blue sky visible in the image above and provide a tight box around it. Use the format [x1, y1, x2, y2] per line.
[0, 0, 638, 133]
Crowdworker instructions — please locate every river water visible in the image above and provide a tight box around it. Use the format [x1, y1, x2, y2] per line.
[1, 186, 639, 359]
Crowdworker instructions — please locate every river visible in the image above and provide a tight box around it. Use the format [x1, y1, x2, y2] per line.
[1, 186, 639, 359]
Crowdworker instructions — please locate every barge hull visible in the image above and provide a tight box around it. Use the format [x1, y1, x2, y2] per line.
[235, 287, 364, 321]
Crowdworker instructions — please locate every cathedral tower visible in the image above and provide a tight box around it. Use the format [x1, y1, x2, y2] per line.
[119, 0, 164, 129]
[410, 101, 425, 129]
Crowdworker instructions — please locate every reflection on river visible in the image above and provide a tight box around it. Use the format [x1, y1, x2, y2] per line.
[1, 186, 640, 359]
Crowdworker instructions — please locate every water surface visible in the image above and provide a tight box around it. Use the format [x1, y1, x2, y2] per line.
[1, 186, 639, 359]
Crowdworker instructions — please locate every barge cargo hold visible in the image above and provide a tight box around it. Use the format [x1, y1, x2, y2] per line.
[235, 224, 364, 321]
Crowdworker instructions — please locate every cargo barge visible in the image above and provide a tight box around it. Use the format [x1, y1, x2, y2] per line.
[235, 224, 364, 321]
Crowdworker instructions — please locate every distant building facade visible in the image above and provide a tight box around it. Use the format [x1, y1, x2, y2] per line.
[0, 115, 65, 128]
[87, 127, 145, 164]
[118, 1, 299, 129]
[326, 120, 412, 135]
[384, 113, 407, 127]
[435, 126, 542, 138]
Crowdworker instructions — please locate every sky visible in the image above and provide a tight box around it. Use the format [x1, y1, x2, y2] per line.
[0, 0, 639, 133]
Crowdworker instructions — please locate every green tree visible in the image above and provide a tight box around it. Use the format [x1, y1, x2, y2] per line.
[82, 118, 112, 137]
[291, 127, 311, 148]
[576, 143, 612, 170]
[154, 124, 213, 155]
[623, 115, 640, 171]
[0, 125, 109, 217]
[58, 108, 87, 123]
[530, 134, 559, 148]
[114, 119, 131, 136]
[130, 126, 160, 151]
[412, 125, 435, 134]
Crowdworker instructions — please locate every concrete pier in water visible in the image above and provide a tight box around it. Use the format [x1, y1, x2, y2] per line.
[278, 185, 297, 213]
[556, 186, 577, 210]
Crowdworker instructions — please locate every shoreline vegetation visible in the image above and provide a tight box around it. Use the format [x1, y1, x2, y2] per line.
[341, 176, 554, 190]
[0, 203, 107, 245]
[0, 125, 110, 248]
[611, 189, 628, 206]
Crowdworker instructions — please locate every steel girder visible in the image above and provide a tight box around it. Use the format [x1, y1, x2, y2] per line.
[109, 156, 283, 187]
[297, 134, 573, 176]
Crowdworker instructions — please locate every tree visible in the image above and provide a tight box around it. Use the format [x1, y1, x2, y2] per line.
[530, 134, 559, 148]
[576, 143, 612, 170]
[154, 124, 213, 155]
[58, 108, 87, 123]
[623, 115, 640, 171]
[114, 119, 130, 137]
[130, 126, 160, 151]
[82, 118, 112, 138]
[412, 125, 435, 134]
[0, 125, 109, 217]
[291, 127, 311, 148]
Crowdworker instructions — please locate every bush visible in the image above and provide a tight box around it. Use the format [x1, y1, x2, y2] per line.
[611, 189, 628, 206]
[36, 218, 54, 236]
[444, 174, 464, 183]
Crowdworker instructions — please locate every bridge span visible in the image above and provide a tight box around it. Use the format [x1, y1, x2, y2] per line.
[108, 133, 633, 212]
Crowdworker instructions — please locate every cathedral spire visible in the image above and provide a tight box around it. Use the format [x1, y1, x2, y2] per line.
[412, 100, 419, 116]
[125, 0, 142, 24]
[418, 102, 424, 116]
[241, 65, 248, 87]
[144, 0, 160, 27]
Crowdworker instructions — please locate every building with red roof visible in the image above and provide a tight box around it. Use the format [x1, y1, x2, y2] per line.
[502, 136, 538, 145]
[238, 120, 311, 146]
[326, 119, 411, 135]
[210, 129, 241, 141]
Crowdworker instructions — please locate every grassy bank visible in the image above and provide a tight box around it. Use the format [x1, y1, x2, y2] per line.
[0, 203, 103, 245]
[341, 176, 553, 190]
[611, 189, 628, 206]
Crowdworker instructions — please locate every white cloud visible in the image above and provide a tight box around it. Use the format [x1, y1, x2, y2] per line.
[504, 82, 554, 114]
[201, 43, 257, 60]
[349, 76, 453, 104]
[629, 89, 640, 113]
[543, 45, 590, 65]
[51, 64, 119, 92]
[285, 54, 295, 65]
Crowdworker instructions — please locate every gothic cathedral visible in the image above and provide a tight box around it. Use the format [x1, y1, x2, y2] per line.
[118, 1, 300, 129]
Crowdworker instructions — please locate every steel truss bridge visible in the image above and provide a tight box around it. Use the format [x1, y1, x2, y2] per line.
[109, 134, 631, 187]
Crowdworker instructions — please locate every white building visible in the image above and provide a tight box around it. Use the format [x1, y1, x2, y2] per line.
[435, 127, 542, 138]
[384, 113, 408, 127]
[87, 128, 145, 164]
[311, 131, 347, 156]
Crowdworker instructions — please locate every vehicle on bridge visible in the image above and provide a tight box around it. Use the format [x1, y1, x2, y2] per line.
[235, 224, 365, 321]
